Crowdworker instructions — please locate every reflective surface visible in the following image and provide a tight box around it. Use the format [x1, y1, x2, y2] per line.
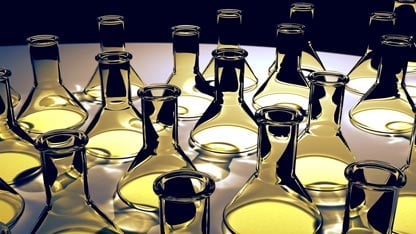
[0, 43, 412, 234]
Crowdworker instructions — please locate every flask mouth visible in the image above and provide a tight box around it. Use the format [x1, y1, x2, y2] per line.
[290, 2, 315, 11]
[344, 160, 406, 190]
[26, 34, 59, 47]
[171, 25, 200, 36]
[255, 104, 305, 125]
[138, 84, 181, 101]
[97, 14, 124, 24]
[34, 129, 88, 154]
[95, 51, 132, 64]
[308, 70, 349, 86]
[217, 9, 242, 18]
[0, 68, 11, 82]
[212, 48, 248, 61]
[153, 169, 216, 202]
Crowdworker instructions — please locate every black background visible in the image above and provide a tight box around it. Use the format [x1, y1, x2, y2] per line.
[0, 0, 395, 55]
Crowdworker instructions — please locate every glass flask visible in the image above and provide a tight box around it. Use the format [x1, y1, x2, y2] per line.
[222, 104, 322, 234]
[252, 23, 310, 113]
[349, 34, 415, 136]
[346, 11, 396, 95]
[166, 25, 213, 120]
[16, 35, 88, 135]
[342, 160, 406, 234]
[0, 177, 25, 232]
[392, 122, 416, 233]
[85, 51, 143, 160]
[268, 2, 325, 76]
[201, 9, 258, 92]
[153, 170, 216, 234]
[393, 0, 416, 74]
[189, 48, 258, 155]
[32, 129, 122, 233]
[117, 84, 196, 212]
[296, 71, 355, 206]
[77, 15, 145, 103]
[0, 68, 41, 185]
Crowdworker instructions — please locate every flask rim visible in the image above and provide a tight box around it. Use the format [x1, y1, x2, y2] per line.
[0, 68, 11, 82]
[211, 48, 248, 61]
[217, 8, 242, 17]
[255, 104, 305, 125]
[153, 169, 216, 202]
[34, 129, 88, 153]
[344, 160, 406, 190]
[95, 51, 132, 64]
[26, 34, 59, 47]
[97, 14, 125, 23]
[138, 84, 181, 101]
[308, 70, 349, 85]
[290, 2, 315, 11]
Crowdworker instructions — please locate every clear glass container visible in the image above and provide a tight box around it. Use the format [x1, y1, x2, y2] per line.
[342, 160, 406, 234]
[393, 0, 416, 74]
[166, 25, 213, 120]
[16, 35, 88, 136]
[349, 34, 415, 136]
[76, 15, 146, 103]
[84, 51, 143, 160]
[252, 23, 310, 113]
[201, 9, 258, 92]
[153, 169, 215, 234]
[117, 84, 196, 212]
[0, 177, 25, 232]
[32, 129, 122, 233]
[189, 48, 258, 155]
[296, 71, 355, 206]
[222, 104, 322, 234]
[346, 11, 396, 95]
[268, 2, 325, 76]
[0, 68, 41, 185]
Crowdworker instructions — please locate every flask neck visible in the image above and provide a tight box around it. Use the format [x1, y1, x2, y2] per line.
[98, 15, 126, 52]
[29, 43, 62, 87]
[172, 31, 199, 75]
[275, 51, 305, 85]
[307, 79, 347, 136]
[98, 55, 131, 110]
[0, 77, 15, 126]
[216, 9, 242, 48]
[35, 131, 90, 206]
[140, 85, 181, 151]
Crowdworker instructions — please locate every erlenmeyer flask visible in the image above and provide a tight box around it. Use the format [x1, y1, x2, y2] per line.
[85, 51, 143, 160]
[392, 122, 416, 233]
[349, 34, 415, 136]
[117, 84, 196, 212]
[16, 35, 88, 136]
[202, 9, 258, 92]
[0, 68, 41, 185]
[342, 160, 406, 234]
[0, 177, 25, 232]
[77, 15, 145, 103]
[222, 104, 322, 234]
[346, 11, 396, 95]
[252, 23, 310, 113]
[296, 71, 356, 206]
[166, 25, 213, 120]
[189, 48, 258, 155]
[32, 129, 122, 233]
[393, 0, 416, 74]
[268, 2, 325, 76]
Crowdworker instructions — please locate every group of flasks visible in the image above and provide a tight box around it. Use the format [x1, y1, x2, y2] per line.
[2, 1, 416, 233]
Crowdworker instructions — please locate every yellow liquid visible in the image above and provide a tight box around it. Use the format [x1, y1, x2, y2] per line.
[350, 109, 413, 135]
[0, 193, 24, 226]
[87, 130, 143, 159]
[253, 93, 309, 112]
[393, 195, 416, 234]
[0, 152, 40, 184]
[296, 156, 349, 191]
[224, 200, 319, 233]
[18, 109, 85, 134]
[346, 77, 375, 95]
[177, 95, 211, 120]
[191, 126, 257, 154]
[118, 173, 161, 211]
